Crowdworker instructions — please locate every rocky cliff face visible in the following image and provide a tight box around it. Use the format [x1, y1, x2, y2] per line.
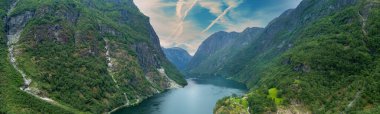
[163, 47, 192, 72]
[0, 0, 186, 113]
[186, 27, 263, 76]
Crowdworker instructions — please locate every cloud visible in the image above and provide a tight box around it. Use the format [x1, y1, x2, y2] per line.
[222, 8, 266, 32]
[200, 0, 243, 33]
[135, 0, 206, 55]
[176, 0, 185, 19]
[134, 0, 302, 54]
[170, 0, 199, 40]
[167, 21, 209, 55]
[183, 0, 199, 20]
[198, 1, 223, 15]
[134, 0, 178, 42]
[135, 0, 175, 13]
[201, 5, 233, 33]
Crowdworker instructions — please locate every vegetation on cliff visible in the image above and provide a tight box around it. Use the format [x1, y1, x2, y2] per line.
[0, 0, 185, 113]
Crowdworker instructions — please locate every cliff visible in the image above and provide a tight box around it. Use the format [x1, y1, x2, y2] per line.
[0, 0, 186, 113]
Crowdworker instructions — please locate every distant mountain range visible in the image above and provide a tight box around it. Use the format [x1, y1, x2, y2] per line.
[163, 47, 192, 72]
[186, 27, 263, 76]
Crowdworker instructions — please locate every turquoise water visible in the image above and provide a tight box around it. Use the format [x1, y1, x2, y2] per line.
[113, 77, 247, 114]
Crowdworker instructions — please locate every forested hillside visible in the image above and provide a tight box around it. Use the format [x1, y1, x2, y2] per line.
[0, 0, 185, 113]
[186, 27, 263, 76]
[213, 0, 380, 113]
[163, 47, 192, 72]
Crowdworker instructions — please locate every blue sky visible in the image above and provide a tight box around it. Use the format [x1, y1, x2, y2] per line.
[134, 0, 302, 54]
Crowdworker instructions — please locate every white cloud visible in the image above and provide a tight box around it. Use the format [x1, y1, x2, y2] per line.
[183, 0, 199, 20]
[198, 1, 223, 15]
[200, 0, 243, 33]
[176, 0, 185, 19]
[134, 0, 301, 54]
[134, 0, 246, 54]
[170, 0, 199, 40]
[135, 0, 206, 55]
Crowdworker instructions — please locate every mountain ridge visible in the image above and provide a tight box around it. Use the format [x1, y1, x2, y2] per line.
[186, 27, 264, 76]
[206, 0, 380, 113]
[163, 47, 192, 72]
[0, 0, 186, 113]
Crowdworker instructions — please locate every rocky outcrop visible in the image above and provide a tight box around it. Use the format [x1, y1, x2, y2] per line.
[6, 11, 34, 44]
[163, 47, 192, 72]
[132, 41, 183, 89]
[132, 42, 162, 72]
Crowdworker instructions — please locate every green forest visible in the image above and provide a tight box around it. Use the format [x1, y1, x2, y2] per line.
[214, 0, 380, 113]
[1, 0, 380, 114]
[1, 0, 185, 113]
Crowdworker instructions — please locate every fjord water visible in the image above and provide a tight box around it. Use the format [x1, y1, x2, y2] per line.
[113, 77, 247, 114]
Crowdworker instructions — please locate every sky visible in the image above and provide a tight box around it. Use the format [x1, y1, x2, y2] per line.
[134, 0, 302, 55]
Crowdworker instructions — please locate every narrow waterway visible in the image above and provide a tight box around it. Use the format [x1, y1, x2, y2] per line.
[113, 77, 247, 114]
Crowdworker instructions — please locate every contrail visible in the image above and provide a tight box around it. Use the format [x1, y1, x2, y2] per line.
[171, 0, 198, 40]
[170, 0, 186, 41]
[176, 0, 185, 19]
[171, 21, 184, 39]
[183, 0, 198, 20]
[202, 0, 241, 33]
[202, 5, 233, 33]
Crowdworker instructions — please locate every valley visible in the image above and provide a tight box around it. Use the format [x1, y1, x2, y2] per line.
[1, 0, 380, 114]
[112, 77, 247, 114]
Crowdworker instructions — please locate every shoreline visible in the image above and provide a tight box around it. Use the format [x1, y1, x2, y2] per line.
[107, 85, 184, 114]
[107, 99, 142, 114]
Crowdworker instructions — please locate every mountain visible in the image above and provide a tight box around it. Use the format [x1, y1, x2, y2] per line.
[211, 0, 380, 113]
[0, 0, 186, 113]
[186, 27, 263, 76]
[163, 47, 192, 72]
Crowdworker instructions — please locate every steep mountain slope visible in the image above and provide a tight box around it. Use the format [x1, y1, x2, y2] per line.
[186, 27, 263, 76]
[163, 47, 192, 72]
[213, 0, 380, 113]
[0, 1, 75, 113]
[0, 0, 186, 113]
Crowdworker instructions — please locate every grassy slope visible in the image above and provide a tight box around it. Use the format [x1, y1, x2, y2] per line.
[215, 0, 380, 113]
